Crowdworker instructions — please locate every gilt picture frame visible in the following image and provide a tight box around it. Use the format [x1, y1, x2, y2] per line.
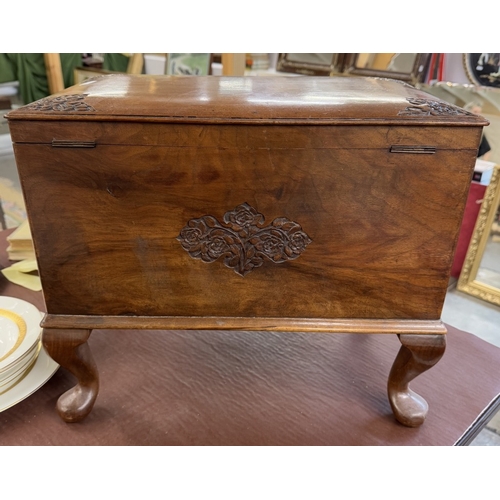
[457, 164, 500, 306]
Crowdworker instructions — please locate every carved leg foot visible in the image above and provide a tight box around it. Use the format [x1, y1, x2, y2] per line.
[388, 334, 446, 427]
[42, 328, 99, 423]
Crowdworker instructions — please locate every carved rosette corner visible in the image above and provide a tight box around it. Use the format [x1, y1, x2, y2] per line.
[26, 94, 96, 112]
[398, 97, 473, 117]
[177, 203, 312, 276]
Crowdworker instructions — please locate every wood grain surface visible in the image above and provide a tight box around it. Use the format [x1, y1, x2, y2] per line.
[14, 140, 477, 321]
[5, 75, 489, 127]
[7, 75, 485, 327]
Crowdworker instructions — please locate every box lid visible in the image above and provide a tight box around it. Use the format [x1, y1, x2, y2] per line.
[5, 75, 489, 127]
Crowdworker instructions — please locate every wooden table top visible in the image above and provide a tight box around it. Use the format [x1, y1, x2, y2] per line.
[1, 228, 499, 445]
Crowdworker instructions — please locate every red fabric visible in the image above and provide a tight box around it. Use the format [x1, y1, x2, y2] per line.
[438, 53, 445, 81]
[426, 53, 437, 83]
[450, 182, 487, 278]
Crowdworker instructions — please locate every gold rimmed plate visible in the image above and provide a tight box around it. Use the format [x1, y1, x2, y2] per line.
[0, 342, 41, 394]
[0, 345, 58, 412]
[0, 297, 59, 410]
[0, 342, 41, 389]
[0, 297, 43, 373]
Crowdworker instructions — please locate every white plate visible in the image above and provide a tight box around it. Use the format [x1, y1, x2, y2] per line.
[0, 344, 59, 412]
[0, 340, 40, 384]
[0, 342, 40, 389]
[0, 297, 42, 372]
[0, 313, 21, 358]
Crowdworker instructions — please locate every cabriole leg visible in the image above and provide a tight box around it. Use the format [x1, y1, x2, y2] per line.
[388, 334, 446, 427]
[42, 328, 99, 423]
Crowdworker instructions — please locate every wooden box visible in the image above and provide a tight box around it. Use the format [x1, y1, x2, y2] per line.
[6, 75, 487, 427]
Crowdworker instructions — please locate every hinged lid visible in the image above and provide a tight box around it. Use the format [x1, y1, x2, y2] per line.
[5, 75, 489, 127]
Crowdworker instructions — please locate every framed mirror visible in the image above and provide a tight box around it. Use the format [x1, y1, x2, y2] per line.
[276, 54, 343, 76]
[458, 165, 500, 306]
[340, 53, 430, 83]
[276, 53, 430, 83]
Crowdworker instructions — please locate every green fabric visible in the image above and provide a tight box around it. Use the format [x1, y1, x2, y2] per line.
[60, 53, 82, 87]
[0, 53, 81, 104]
[102, 53, 130, 73]
[0, 54, 48, 103]
[0, 53, 132, 104]
[0, 54, 17, 83]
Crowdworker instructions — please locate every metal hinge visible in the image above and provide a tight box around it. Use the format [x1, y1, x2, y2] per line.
[51, 139, 96, 148]
[390, 145, 436, 154]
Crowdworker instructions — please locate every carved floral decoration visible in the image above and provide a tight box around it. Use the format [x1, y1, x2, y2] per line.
[398, 97, 473, 117]
[26, 94, 95, 112]
[177, 203, 312, 276]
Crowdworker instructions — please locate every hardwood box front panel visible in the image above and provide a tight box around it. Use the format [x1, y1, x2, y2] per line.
[15, 126, 477, 320]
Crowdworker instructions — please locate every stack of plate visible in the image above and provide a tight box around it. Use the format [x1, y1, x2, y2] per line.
[0, 297, 42, 394]
[0, 297, 58, 408]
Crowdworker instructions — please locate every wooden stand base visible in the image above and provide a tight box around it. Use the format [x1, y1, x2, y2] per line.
[42, 328, 99, 423]
[42, 321, 447, 427]
[388, 334, 446, 427]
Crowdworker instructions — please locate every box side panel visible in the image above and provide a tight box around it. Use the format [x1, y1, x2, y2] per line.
[14, 135, 477, 320]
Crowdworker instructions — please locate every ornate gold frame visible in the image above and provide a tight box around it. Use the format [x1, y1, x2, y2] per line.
[457, 165, 500, 306]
